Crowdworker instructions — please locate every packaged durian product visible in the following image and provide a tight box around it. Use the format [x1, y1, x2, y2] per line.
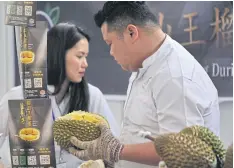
[19, 21, 49, 99]
[5, 3, 56, 167]
[8, 99, 56, 167]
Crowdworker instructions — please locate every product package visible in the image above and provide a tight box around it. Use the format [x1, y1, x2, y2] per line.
[8, 99, 56, 167]
[19, 21, 48, 99]
[5, 2, 57, 167]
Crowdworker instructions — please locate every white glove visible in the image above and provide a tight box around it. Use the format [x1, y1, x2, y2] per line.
[69, 124, 124, 167]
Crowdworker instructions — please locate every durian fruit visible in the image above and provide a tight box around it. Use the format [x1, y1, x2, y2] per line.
[224, 143, 233, 168]
[80, 159, 105, 168]
[180, 125, 226, 166]
[154, 133, 217, 168]
[18, 127, 40, 141]
[53, 111, 109, 149]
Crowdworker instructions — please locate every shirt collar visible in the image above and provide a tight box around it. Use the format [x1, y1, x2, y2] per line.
[47, 85, 71, 94]
[142, 35, 172, 68]
[47, 85, 55, 94]
[137, 35, 173, 77]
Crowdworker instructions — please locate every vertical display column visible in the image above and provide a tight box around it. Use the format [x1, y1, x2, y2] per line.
[4, 2, 57, 168]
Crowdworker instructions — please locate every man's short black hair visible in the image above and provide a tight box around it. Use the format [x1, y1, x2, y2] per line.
[94, 1, 158, 32]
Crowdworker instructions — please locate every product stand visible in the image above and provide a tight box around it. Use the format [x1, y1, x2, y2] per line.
[5, 1, 56, 167]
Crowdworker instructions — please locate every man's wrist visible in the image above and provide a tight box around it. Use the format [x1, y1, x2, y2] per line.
[118, 144, 125, 160]
[113, 142, 124, 162]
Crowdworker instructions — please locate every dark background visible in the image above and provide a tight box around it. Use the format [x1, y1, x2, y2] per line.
[15, 1, 233, 97]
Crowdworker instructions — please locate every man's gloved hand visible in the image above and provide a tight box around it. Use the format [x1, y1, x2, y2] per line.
[68, 124, 124, 167]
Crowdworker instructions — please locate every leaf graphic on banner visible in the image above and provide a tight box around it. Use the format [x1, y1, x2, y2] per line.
[43, 2, 60, 25]
[49, 7, 60, 25]
[44, 2, 51, 15]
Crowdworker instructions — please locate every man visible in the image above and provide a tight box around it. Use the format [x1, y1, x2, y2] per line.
[69, 1, 220, 168]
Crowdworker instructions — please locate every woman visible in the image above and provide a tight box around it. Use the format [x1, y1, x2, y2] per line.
[0, 22, 119, 168]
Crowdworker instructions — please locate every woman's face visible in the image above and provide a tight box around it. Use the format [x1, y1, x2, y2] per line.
[65, 38, 89, 83]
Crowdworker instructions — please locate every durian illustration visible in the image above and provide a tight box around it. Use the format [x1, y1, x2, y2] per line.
[20, 50, 35, 64]
[53, 111, 109, 149]
[17, 127, 40, 142]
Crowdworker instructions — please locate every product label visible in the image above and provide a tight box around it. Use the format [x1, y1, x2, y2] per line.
[8, 99, 56, 168]
[5, 1, 37, 27]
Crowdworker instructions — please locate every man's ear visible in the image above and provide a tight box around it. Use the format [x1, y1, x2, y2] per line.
[126, 24, 139, 42]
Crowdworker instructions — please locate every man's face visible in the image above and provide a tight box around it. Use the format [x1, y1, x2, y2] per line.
[101, 23, 136, 71]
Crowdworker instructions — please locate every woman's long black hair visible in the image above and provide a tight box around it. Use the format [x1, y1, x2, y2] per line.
[47, 22, 90, 113]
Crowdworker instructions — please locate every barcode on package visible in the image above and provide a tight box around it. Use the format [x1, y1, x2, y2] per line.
[27, 155, 37, 165]
[40, 155, 50, 165]
[24, 79, 32, 88]
[34, 78, 42, 88]
[17, 5, 23, 15]
[24, 6, 32, 16]
[12, 156, 19, 165]
[6, 5, 16, 15]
